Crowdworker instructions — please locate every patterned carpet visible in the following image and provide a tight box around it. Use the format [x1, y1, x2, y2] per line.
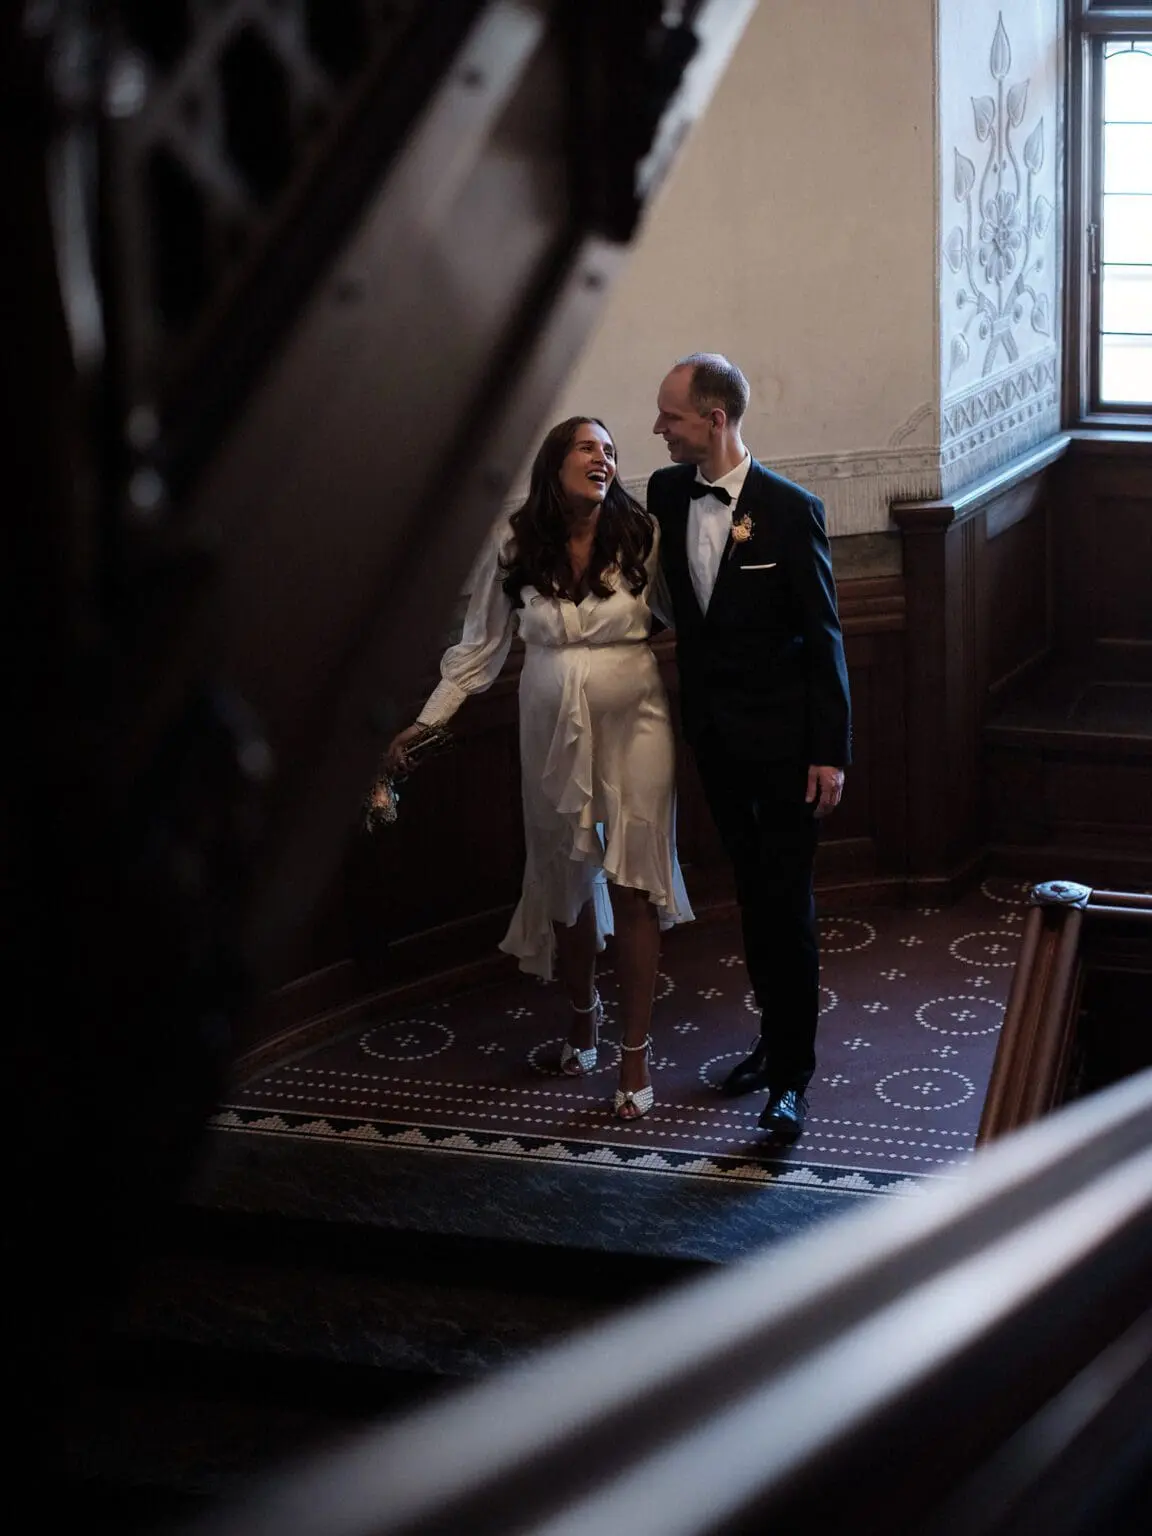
[219, 879, 1030, 1198]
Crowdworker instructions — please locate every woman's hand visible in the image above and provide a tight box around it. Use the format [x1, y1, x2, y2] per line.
[384, 724, 426, 776]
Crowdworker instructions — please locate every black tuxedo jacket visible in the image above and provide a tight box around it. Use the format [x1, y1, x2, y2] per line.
[647, 460, 851, 767]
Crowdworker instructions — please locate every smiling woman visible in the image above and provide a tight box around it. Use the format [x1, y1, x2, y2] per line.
[559, 421, 616, 507]
[499, 418, 656, 606]
[385, 415, 694, 1121]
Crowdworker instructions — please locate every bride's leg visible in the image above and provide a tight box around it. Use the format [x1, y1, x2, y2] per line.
[608, 885, 660, 1110]
[554, 899, 599, 1051]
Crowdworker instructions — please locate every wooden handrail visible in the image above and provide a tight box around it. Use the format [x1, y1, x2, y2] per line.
[1091, 890, 1152, 911]
[978, 883, 1085, 1144]
[980, 880, 1152, 1145]
[178, 1067, 1152, 1536]
[1086, 904, 1152, 924]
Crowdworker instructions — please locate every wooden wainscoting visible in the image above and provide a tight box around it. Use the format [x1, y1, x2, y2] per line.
[236, 572, 907, 1065]
[1054, 435, 1152, 681]
[892, 437, 1068, 897]
[819, 576, 907, 888]
[662, 575, 907, 904]
[981, 434, 1152, 888]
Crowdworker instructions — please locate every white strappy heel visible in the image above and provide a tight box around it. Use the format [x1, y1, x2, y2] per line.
[613, 1036, 654, 1120]
[560, 991, 602, 1076]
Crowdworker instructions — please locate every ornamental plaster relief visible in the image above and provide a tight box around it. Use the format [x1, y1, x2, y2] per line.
[939, 3, 1063, 491]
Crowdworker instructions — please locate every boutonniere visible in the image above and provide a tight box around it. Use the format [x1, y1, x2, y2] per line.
[728, 512, 754, 556]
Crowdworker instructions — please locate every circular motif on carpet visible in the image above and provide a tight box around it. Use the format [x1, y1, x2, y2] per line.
[698, 1051, 752, 1090]
[916, 994, 1005, 1037]
[948, 930, 1019, 968]
[743, 985, 838, 1017]
[875, 1066, 976, 1111]
[359, 1018, 454, 1061]
[818, 916, 878, 953]
[980, 878, 1032, 907]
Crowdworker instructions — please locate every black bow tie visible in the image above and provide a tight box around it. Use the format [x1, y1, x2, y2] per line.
[688, 480, 731, 506]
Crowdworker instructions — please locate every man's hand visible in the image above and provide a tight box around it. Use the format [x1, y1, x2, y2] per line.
[806, 765, 844, 818]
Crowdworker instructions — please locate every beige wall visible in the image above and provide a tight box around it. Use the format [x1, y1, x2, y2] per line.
[508, 0, 1065, 537]
[549, 0, 941, 535]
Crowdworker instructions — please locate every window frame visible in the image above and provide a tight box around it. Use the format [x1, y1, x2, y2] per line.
[1066, 0, 1152, 427]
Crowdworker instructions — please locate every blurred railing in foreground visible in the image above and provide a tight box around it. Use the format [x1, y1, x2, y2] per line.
[182, 1049, 1152, 1536]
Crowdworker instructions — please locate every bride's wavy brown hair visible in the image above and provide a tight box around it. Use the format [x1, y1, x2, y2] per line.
[501, 416, 654, 607]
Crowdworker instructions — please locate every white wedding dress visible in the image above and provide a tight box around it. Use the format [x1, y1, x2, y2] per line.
[417, 524, 694, 980]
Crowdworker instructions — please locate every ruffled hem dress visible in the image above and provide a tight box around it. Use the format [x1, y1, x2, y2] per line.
[417, 523, 694, 980]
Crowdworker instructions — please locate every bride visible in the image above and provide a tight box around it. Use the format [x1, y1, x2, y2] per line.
[387, 416, 693, 1119]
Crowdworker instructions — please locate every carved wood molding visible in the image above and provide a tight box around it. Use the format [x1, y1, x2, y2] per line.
[838, 576, 905, 635]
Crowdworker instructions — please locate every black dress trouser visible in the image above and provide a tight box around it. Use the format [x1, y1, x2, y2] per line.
[693, 744, 820, 1091]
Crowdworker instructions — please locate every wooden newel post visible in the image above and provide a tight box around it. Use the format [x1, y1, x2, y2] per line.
[977, 880, 1091, 1145]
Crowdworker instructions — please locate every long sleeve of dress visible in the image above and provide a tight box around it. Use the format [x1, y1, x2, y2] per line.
[417, 527, 517, 728]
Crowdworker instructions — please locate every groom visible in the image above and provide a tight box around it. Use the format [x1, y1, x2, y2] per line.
[648, 353, 851, 1142]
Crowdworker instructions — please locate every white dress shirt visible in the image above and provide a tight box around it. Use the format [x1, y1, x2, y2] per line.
[687, 451, 752, 612]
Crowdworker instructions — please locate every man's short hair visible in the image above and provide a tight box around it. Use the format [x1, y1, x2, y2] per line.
[675, 352, 750, 423]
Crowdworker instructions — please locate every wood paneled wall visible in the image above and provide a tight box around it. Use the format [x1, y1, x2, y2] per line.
[891, 438, 1067, 893]
[978, 435, 1152, 888]
[1054, 436, 1152, 681]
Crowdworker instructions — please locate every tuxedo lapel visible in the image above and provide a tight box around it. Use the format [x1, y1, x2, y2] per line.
[705, 461, 768, 618]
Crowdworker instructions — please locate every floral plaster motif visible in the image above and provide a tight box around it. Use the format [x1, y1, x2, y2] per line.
[946, 12, 1053, 381]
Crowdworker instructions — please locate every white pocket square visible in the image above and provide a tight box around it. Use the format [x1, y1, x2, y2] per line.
[741, 562, 777, 570]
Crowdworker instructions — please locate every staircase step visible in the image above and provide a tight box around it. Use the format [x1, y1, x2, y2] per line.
[62, 1157, 717, 1515]
[986, 669, 1152, 755]
[112, 1243, 667, 1392]
[151, 1203, 714, 1300]
[119, 1196, 713, 1391]
[982, 665, 1152, 887]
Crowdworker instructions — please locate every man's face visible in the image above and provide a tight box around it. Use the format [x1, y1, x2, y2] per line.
[653, 368, 714, 464]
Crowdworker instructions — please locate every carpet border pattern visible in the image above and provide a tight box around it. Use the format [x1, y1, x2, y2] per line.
[211, 1105, 948, 1197]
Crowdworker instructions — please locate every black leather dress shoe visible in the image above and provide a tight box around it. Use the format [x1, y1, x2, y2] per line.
[758, 1088, 808, 1142]
[720, 1038, 773, 1097]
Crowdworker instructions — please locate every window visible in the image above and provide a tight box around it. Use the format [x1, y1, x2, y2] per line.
[1068, 3, 1152, 421]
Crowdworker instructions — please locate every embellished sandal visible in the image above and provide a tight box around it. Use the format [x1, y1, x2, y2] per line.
[613, 1036, 654, 1120]
[560, 991, 602, 1076]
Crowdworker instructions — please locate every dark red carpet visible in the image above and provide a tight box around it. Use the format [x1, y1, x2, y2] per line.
[218, 879, 1029, 1197]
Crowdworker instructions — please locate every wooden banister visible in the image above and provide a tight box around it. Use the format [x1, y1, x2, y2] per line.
[978, 881, 1088, 1144]
[177, 1067, 1152, 1536]
[979, 881, 1152, 1145]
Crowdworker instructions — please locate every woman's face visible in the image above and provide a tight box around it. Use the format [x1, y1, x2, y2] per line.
[557, 421, 616, 512]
